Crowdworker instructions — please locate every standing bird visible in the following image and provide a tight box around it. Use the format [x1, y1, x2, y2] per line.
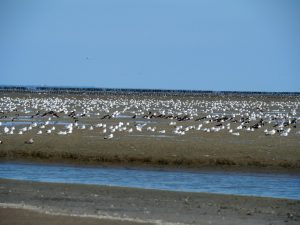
[25, 138, 34, 144]
[104, 134, 114, 139]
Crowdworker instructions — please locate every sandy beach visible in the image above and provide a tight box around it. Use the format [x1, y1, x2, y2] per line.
[1, 178, 300, 225]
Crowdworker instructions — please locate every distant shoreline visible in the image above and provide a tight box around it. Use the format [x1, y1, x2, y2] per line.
[0, 85, 299, 96]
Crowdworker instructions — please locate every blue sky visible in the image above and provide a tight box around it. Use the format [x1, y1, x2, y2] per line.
[1, 0, 299, 92]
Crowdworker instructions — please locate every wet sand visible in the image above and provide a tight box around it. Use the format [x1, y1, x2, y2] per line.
[0, 208, 152, 225]
[1, 178, 300, 225]
[1, 130, 300, 171]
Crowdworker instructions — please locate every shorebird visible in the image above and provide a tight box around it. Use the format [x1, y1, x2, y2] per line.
[264, 129, 276, 135]
[136, 126, 142, 132]
[196, 124, 203, 130]
[169, 121, 176, 126]
[25, 138, 34, 144]
[4, 127, 9, 133]
[104, 134, 114, 139]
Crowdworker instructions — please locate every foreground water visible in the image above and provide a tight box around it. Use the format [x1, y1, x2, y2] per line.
[0, 162, 299, 200]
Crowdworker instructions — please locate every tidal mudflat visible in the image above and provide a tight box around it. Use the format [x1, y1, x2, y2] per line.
[0, 90, 300, 224]
[1, 178, 300, 225]
[0, 91, 299, 170]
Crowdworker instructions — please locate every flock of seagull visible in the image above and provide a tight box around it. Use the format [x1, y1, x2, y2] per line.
[0, 94, 299, 144]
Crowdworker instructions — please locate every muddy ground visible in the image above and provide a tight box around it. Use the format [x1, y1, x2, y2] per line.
[1, 178, 299, 225]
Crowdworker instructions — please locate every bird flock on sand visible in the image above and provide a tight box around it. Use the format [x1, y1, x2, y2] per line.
[0, 94, 299, 144]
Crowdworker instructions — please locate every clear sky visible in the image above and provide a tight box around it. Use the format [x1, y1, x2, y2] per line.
[1, 0, 299, 92]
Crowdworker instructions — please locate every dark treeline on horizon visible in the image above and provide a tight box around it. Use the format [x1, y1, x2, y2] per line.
[0, 85, 299, 96]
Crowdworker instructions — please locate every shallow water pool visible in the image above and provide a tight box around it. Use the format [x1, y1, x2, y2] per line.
[0, 162, 299, 200]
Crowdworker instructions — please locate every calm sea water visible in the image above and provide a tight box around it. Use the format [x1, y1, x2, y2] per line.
[0, 162, 300, 200]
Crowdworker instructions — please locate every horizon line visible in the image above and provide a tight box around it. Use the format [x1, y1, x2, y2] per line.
[0, 84, 299, 95]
